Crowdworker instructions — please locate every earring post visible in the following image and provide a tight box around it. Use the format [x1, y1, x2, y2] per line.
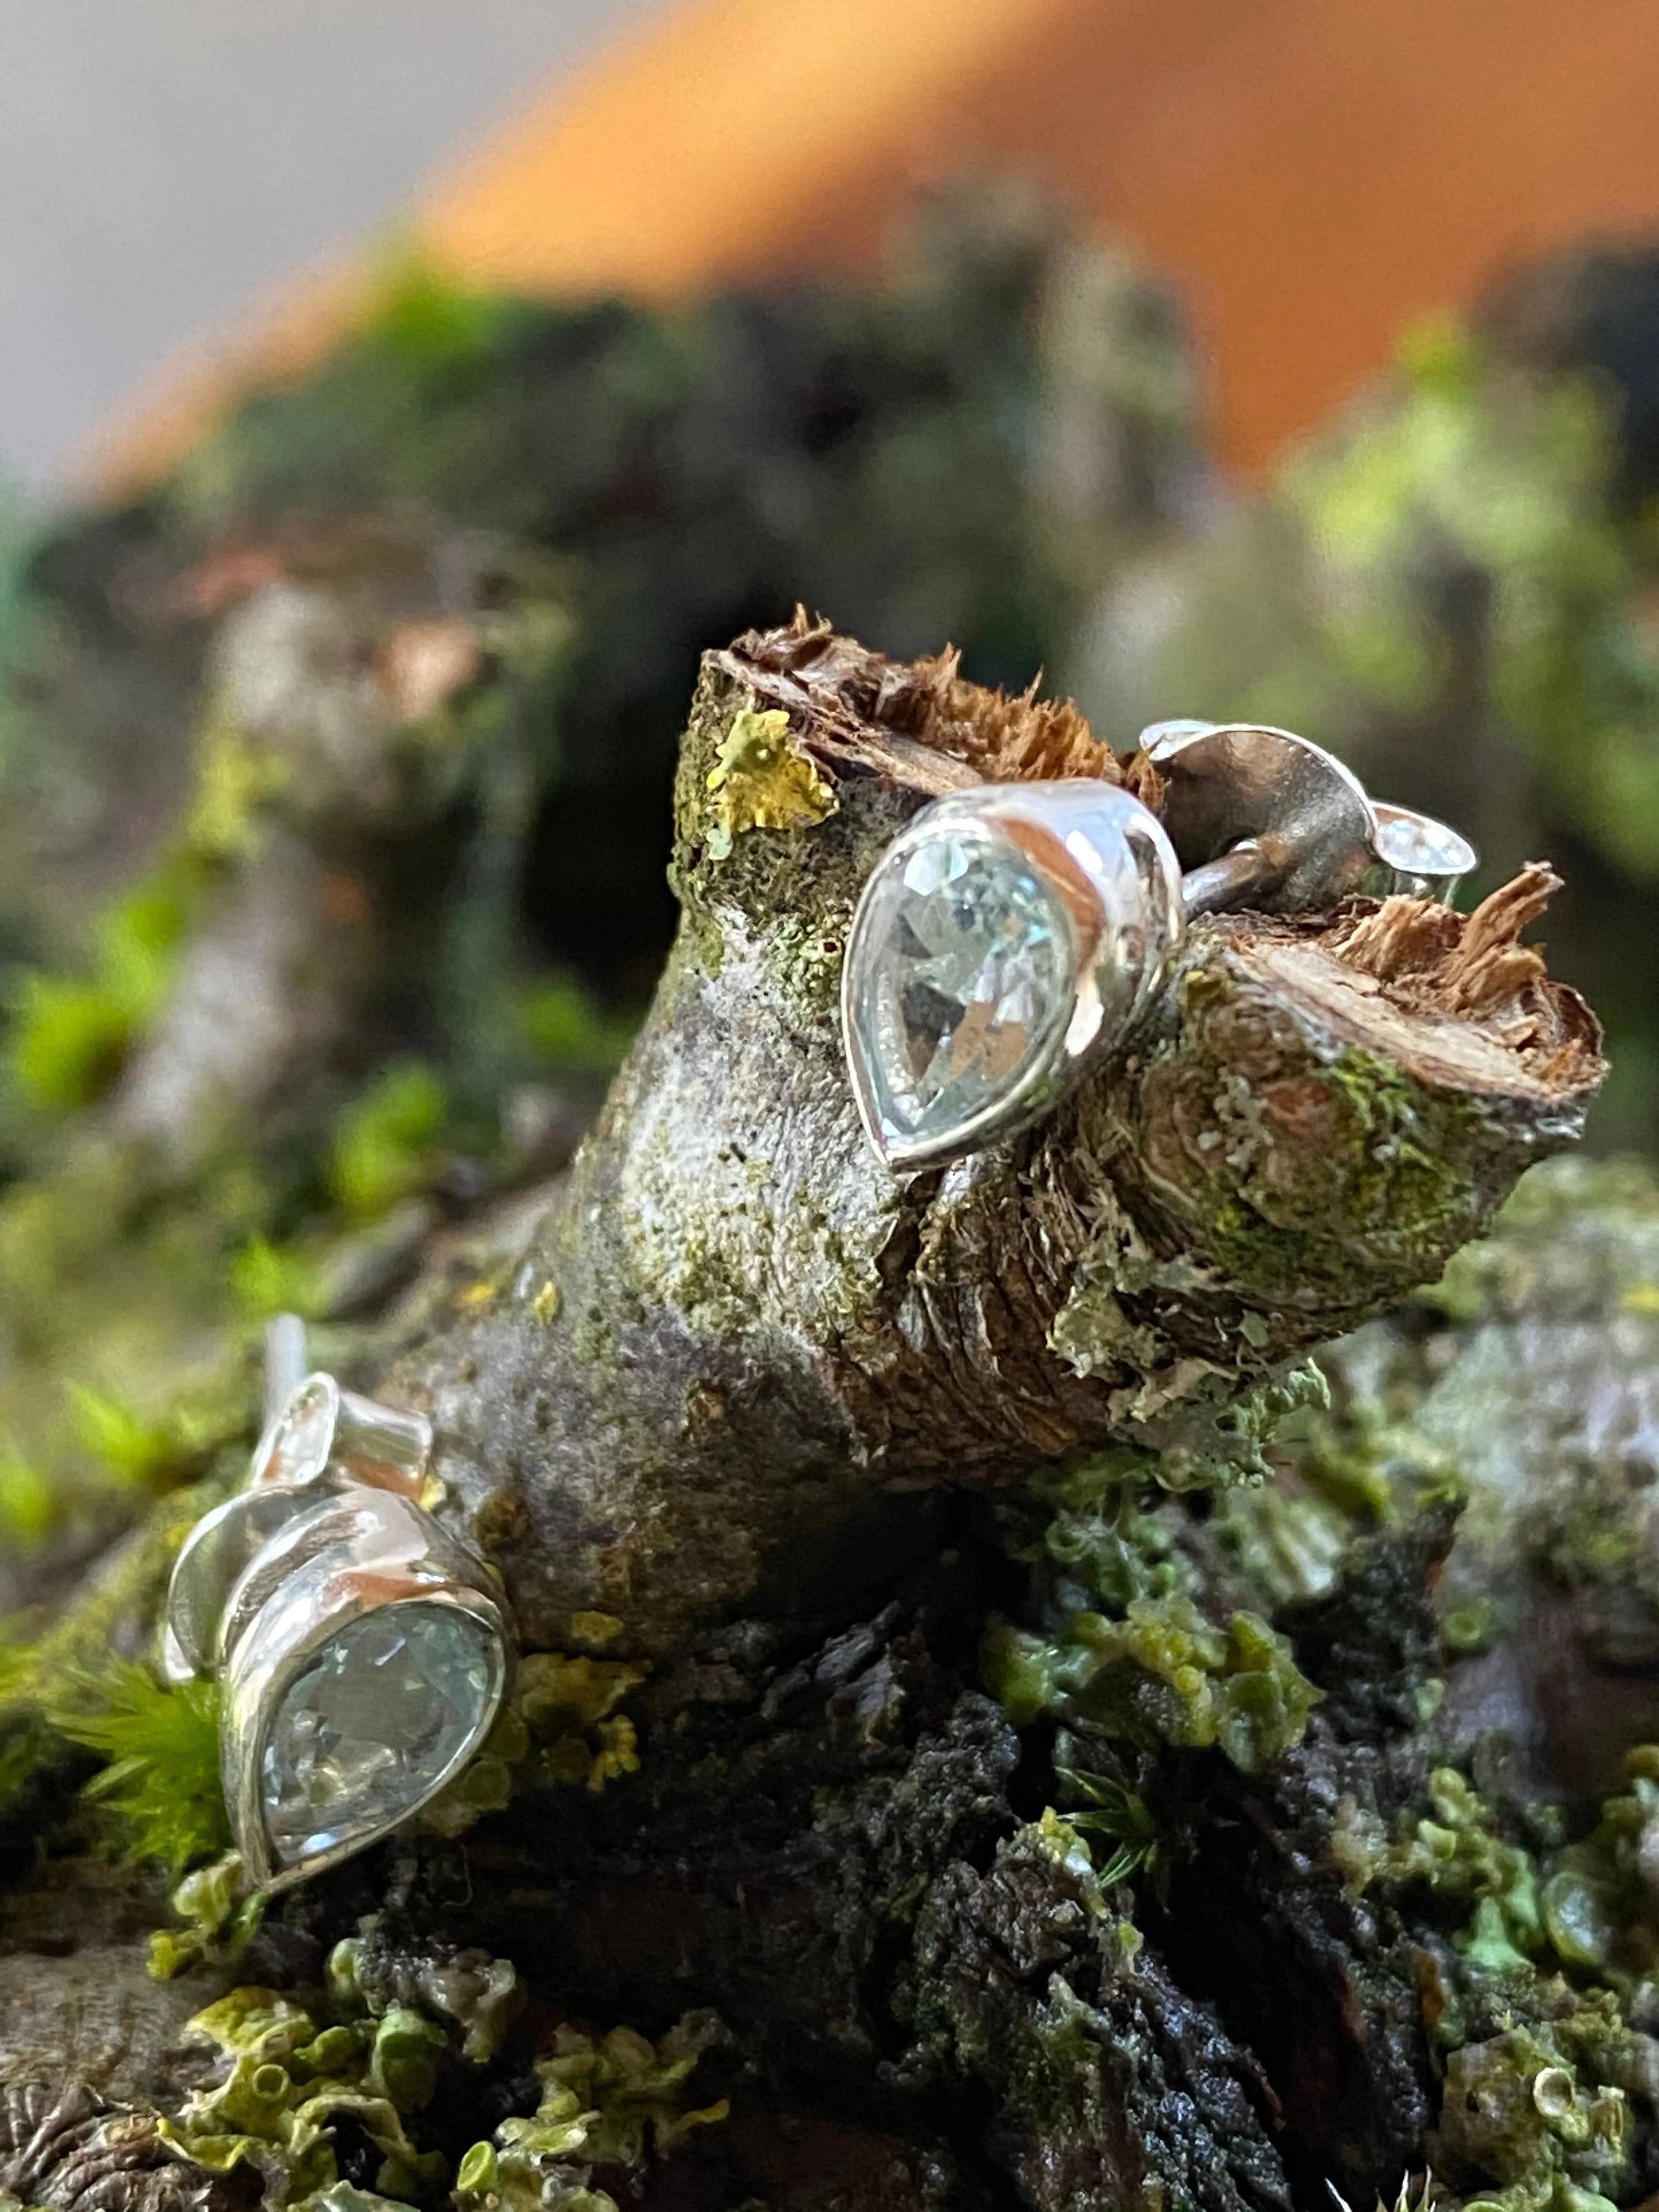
[263, 1313, 309, 1429]
[1180, 842, 1275, 918]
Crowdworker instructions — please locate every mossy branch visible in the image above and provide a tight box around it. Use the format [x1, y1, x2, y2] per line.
[380, 620, 1601, 1661]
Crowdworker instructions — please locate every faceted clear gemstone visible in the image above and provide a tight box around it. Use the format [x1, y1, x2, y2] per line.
[851, 828, 1075, 1153]
[262, 1603, 494, 1863]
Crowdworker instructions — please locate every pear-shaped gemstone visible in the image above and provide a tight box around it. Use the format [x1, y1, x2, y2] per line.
[847, 826, 1075, 1160]
[261, 1602, 494, 1864]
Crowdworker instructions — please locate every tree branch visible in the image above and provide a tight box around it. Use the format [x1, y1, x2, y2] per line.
[388, 619, 1601, 1661]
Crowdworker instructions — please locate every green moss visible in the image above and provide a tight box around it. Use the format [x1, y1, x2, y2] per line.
[66, 1380, 220, 1493]
[43, 1659, 230, 1875]
[1285, 331, 1651, 891]
[5, 864, 198, 1111]
[0, 1436, 54, 1549]
[329, 1063, 449, 1221]
[515, 974, 638, 1075]
[1051, 1757, 1164, 1888]
[230, 1234, 326, 1322]
[360, 249, 523, 370]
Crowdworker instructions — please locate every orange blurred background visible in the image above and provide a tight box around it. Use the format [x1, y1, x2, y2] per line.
[86, 0, 1659, 498]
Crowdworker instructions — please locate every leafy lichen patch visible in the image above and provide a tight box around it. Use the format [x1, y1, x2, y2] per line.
[702, 707, 835, 860]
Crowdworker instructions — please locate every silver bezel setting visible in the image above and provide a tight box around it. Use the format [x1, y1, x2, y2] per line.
[841, 778, 1185, 1170]
[219, 1488, 511, 1894]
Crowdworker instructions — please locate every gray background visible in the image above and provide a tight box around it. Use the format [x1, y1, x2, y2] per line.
[0, 0, 654, 498]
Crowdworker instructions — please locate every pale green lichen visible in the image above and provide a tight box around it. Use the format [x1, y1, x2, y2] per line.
[453, 2016, 727, 2212]
[987, 1442, 1323, 1773]
[157, 1937, 524, 2203]
[329, 1928, 522, 2066]
[987, 1596, 1321, 1772]
[157, 1983, 449, 2205]
[150, 1850, 265, 1980]
[422, 1650, 646, 1837]
[1436, 2015, 1634, 2212]
[1209, 1384, 1462, 1609]
[1176, 1012, 1485, 1313]
[1373, 1766, 1554, 1976]
[1362, 1746, 1659, 1996]
[1336, 1735, 1659, 2212]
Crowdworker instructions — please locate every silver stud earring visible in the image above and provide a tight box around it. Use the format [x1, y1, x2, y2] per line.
[840, 779, 1184, 1168]
[843, 726, 1479, 1172]
[163, 1318, 512, 1894]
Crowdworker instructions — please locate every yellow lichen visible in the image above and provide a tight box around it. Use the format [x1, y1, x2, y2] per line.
[569, 1611, 624, 1648]
[703, 706, 834, 855]
[587, 1716, 639, 1792]
[188, 706, 290, 861]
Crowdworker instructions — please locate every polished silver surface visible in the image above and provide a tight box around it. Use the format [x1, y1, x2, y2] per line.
[251, 1370, 433, 1494]
[1138, 719, 1479, 912]
[1364, 801, 1479, 903]
[162, 1485, 327, 1684]
[1139, 720, 1380, 913]
[842, 778, 1184, 1169]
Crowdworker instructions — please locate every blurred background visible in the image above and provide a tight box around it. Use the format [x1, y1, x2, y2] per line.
[5, 0, 1659, 1543]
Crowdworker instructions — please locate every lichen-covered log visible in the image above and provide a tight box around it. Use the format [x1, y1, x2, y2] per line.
[0, 622, 1616, 2212]
[396, 619, 1601, 1660]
